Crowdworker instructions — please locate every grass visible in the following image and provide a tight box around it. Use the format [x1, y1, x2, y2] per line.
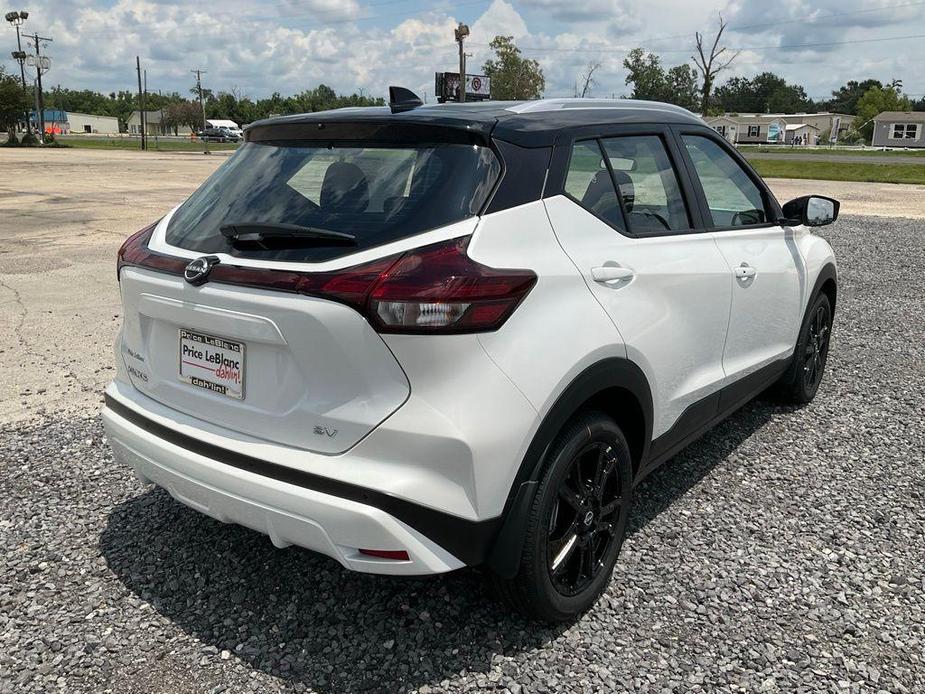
[750, 159, 925, 185]
[738, 145, 925, 157]
[58, 136, 239, 152]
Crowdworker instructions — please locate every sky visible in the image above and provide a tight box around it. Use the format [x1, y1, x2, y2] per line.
[5, 0, 925, 105]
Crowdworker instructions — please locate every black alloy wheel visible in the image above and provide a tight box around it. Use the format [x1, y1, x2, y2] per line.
[494, 410, 633, 622]
[803, 300, 831, 393]
[776, 291, 833, 404]
[547, 442, 624, 597]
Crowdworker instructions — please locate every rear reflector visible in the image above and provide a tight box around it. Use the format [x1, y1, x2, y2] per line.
[118, 228, 536, 334]
[358, 549, 410, 561]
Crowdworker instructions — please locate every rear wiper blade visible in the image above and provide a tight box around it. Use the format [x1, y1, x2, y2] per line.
[220, 222, 357, 247]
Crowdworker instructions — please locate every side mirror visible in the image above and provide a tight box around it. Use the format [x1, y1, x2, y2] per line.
[781, 195, 840, 227]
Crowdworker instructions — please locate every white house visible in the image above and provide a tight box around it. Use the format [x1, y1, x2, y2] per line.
[65, 112, 120, 134]
[29, 109, 119, 135]
[871, 111, 925, 148]
[784, 123, 820, 145]
[127, 110, 193, 136]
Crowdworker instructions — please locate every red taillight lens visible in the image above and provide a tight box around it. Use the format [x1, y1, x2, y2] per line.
[366, 237, 537, 334]
[117, 221, 158, 280]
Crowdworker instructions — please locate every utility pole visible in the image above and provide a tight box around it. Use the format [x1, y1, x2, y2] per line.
[28, 31, 52, 140]
[455, 23, 469, 103]
[143, 68, 148, 149]
[5, 11, 31, 135]
[192, 68, 209, 154]
[135, 56, 145, 150]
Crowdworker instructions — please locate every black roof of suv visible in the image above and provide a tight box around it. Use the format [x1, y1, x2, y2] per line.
[246, 99, 706, 148]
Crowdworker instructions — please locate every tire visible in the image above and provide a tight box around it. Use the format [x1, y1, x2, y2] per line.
[493, 410, 633, 622]
[775, 292, 833, 404]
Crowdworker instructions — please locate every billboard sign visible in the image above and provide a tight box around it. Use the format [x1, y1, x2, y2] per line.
[435, 72, 491, 102]
[466, 74, 490, 96]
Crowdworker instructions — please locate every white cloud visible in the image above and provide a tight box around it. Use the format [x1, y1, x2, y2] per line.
[472, 0, 530, 39]
[5, 0, 924, 105]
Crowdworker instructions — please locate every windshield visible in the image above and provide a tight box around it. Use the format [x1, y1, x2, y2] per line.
[165, 140, 501, 262]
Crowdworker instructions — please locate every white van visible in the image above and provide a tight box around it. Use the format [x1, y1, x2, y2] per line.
[205, 119, 243, 139]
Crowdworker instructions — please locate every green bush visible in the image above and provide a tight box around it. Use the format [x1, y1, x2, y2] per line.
[20, 132, 39, 146]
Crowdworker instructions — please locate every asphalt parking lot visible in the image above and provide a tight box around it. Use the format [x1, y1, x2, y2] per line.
[1, 149, 924, 693]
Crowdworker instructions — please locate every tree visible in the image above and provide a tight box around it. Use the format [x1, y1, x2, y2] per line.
[162, 100, 201, 134]
[623, 48, 669, 101]
[622, 49, 700, 111]
[30, 82, 386, 133]
[692, 14, 739, 114]
[854, 86, 911, 142]
[666, 64, 700, 112]
[575, 61, 601, 98]
[0, 67, 30, 139]
[482, 36, 545, 100]
[823, 79, 882, 115]
[713, 72, 810, 114]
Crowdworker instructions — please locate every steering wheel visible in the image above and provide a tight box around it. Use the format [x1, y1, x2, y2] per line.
[731, 209, 764, 226]
[640, 210, 671, 230]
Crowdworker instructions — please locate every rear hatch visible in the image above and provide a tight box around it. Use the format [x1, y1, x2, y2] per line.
[117, 120, 501, 454]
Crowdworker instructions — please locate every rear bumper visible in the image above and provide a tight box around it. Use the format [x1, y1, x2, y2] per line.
[103, 390, 498, 575]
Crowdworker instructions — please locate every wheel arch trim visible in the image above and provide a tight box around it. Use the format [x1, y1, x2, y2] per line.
[811, 262, 838, 314]
[487, 357, 653, 576]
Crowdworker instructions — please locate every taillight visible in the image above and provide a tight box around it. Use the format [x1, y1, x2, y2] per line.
[365, 237, 537, 333]
[117, 221, 158, 280]
[117, 231, 536, 334]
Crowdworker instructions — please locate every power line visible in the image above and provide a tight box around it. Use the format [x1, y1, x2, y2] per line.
[725, 0, 925, 33]
[465, 0, 925, 55]
[469, 31, 925, 56]
[192, 68, 209, 153]
[26, 31, 53, 140]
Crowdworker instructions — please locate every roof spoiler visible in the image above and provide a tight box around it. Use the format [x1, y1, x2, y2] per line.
[389, 86, 423, 114]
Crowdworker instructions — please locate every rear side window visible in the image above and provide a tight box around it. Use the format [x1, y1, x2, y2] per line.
[564, 140, 627, 233]
[165, 141, 501, 262]
[600, 136, 690, 233]
[682, 135, 768, 227]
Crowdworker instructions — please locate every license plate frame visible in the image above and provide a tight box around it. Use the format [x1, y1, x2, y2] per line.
[178, 329, 246, 400]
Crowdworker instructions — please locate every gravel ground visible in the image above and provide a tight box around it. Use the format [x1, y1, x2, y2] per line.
[2, 215, 924, 693]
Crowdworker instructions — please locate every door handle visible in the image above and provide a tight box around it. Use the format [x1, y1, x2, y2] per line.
[591, 266, 634, 283]
[735, 264, 757, 280]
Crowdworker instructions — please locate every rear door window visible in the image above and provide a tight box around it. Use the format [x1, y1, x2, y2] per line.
[165, 141, 500, 263]
[600, 135, 691, 234]
[564, 140, 627, 233]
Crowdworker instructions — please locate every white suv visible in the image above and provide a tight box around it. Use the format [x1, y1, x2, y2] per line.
[103, 93, 838, 621]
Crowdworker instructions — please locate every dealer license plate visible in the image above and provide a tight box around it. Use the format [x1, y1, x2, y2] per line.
[178, 329, 245, 400]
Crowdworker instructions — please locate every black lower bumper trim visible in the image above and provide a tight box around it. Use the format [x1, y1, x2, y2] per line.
[104, 393, 500, 566]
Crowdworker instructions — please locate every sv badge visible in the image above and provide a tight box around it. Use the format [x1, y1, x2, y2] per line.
[313, 425, 338, 438]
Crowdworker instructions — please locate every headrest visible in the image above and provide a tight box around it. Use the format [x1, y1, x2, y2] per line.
[320, 162, 369, 213]
[582, 171, 615, 210]
[611, 170, 635, 212]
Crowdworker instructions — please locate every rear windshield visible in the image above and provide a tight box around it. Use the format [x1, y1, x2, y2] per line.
[165, 140, 501, 262]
